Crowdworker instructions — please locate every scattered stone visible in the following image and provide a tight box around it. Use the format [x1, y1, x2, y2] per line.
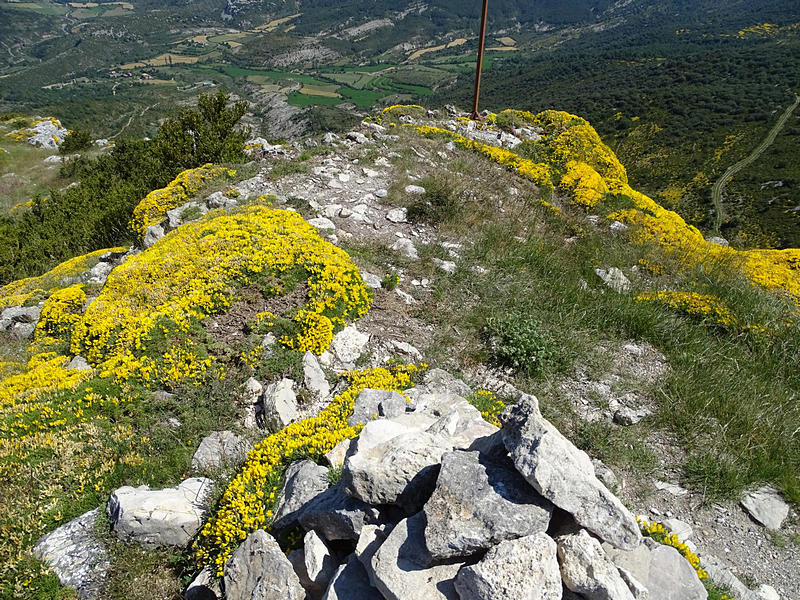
[298, 483, 381, 541]
[756, 585, 780, 600]
[360, 272, 383, 289]
[558, 530, 636, 600]
[662, 518, 693, 541]
[705, 236, 729, 246]
[404, 184, 426, 195]
[273, 460, 330, 531]
[390, 237, 419, 259]
[421, 368, 472, 397]
[454, 533, 561, 600]
[701, 555, 760, 600]
[325, 438, 351, 467]
[309, 216, 336, 231]
[390, 340, 422, 360]
[500, 395, 641, 550]
[355, 524, 393, 588]
[433, 258, 457, 274]
[107, 477, 213, 547]
[618, 567, 649, 600]
[374, 188, 388, 198]
[1, 304, 41, 323]
[191, 431, 252, 473]
[610, 220, 629, 233]
[330, 326, 370, 365]
[613, 406, 651, 426]
[602, 541, 652, 590]
[85, 260, 113, 284]
[322, 554, 383, 600]
[348, 388, 408, 426]
[647, 544, 708, 600]
[262, 378, 299, 431]
[370, 513, 461, 600]
[740, 486, 789, 529]
[303, 351, 331, 400]
[653, 480, 688, 496]
[347, 132, 369, 144]
[67, 355, 92, 371]
[224, 529, 305, 600]
[206, 191, 236, 210]
[11, 321, 35, 339]
[595, 267, 632, 293]
[386, 208, 407, 223]
[32, 508, 109, 600]
[422, 450, 553, 561]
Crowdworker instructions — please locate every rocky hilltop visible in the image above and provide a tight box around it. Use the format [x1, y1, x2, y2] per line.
[1, 105, 797, 600]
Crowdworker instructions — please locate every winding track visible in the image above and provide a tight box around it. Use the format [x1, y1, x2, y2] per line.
[711, 93, 800, 233]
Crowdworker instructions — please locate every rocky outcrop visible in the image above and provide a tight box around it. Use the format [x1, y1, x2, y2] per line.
[262, 378, 300, 431]
[273, 460, 330, 531]
[191, 431, 252, 473]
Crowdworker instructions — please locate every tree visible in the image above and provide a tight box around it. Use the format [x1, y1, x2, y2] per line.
[59, 127, 94, 155]
[154, 90, 250, 169]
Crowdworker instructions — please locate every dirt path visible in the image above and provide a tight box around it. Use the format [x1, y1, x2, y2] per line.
[109, 102, 158, 139]
[711, 93, 800, 233]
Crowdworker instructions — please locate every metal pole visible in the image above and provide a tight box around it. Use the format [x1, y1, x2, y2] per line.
[471, 0, 489, 120]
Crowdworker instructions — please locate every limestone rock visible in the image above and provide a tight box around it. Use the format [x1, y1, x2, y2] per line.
[662, 518, 693, 541]
[501, 395, 641, 550]
[355, 524, 392, 588]
[454, 533, 561, 600]
[343, 428, 451, 511]
[602, 541, 652, 587]
[421, 368, 471, 397]
[360, 272, 383, 289]
[303, 351, 331, 400]
[303, 530, 338, 591]
[595, 267, 631, 293]
[1, 304, 41, 323]
[297, 483, 381, 541]
[184, 566, 222, 600]
[756, 585, 780, 600]
[370, 513, 461, 600]
[224, 529, 305, 600]
[330, 326, 370, 365]
[262, 378, 299, 431]
[558, 530, 636, 600]
[390, 237, 419, 259]
[619, 567, 649, 600]
[423, 450, 553, 561]
[386, 208, 407, 223]
[740, 486, 789, 529]
[424, 400, 498, 450]
[67, 355, 92, 371]
[143, 224, 165, 248]
[324, 438, 351, 467]
[322, 554, 383, 600]
[107, 478, 213, 548]
[191, 431, 252, 473]
[309, 216, 336, 231]
[32, 508, 109, 600]
[273, 460, 330, 531]
[404, 184, 426, 195]
[347, 388, 408, 427]
[647, 544, 708, 600]
[433, 258, 457, 274]
[701, 555, 760, 600]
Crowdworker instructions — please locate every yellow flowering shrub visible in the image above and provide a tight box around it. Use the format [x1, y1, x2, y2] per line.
[415, 125, 552, 188]
[466, 389, 507, 427]
[0, 247, 124, 309]
[194, 364, 424, 575]
[35, 284, 87, 341]
[635, 291, 737, 328]
[560, 160, 609, 209]
[69, 205, 370, 384]
[129, 163, 236, 240]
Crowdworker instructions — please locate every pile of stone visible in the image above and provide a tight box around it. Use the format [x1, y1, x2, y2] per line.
[195, 370, 709, 600]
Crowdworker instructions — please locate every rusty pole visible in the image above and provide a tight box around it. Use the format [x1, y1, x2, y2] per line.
[470, 0, 489, 120]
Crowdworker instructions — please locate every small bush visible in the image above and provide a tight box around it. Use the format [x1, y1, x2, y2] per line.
[407, 175, 461, 224]
[59, 128, 94, 155]
[482, 312, 548, 373]
[381, 271, 399, 290]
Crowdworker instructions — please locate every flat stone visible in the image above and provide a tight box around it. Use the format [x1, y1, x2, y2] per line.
[421, 368, 472, 397]
[501, 395, 641, 550]
[67, 355, 92, 371]
[107, 478, 213, 548]
[423, 450, 553, 561]
[740, 486, 789, 529]
[386, 208, 407, 223]
[297, 483, 381, 541]
[614, 406, 651, 425]
[191, 431, 252, 473]
[370, 513, 461, 600]
[404, 185, 426, 195]
[558, 530, 636, 600]
[662, 518, 693, 541]
[224, 529, 305, 600]
[309, 217, 336, 231]
[273, 460, 330, 531]
[32, 508, 109, 600]
[360, 272, 383, 289]
[348, 388, 408, 427]
[454, 533, 561, 600]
